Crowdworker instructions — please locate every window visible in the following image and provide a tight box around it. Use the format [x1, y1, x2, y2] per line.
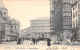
[73, 21, 75, 28]
[76, 11, 77, 17]
[4, 12, 6, 15]
[75, 5, 77, 9]
[78, 4, 80, 13]
[73, 7, 74, 10]
[11, 25, 13, 28]
[15, 26, 16, 29]
[0, 11, 2, 16]
[76, 19, 78, 27]
[73, 13, 75, 18]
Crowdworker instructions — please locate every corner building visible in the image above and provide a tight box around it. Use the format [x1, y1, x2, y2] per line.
[50, 0, 78, 40]
[50, 0, 63, 38]
[72, 1, 80, 41]
[0, 0, 20, 43]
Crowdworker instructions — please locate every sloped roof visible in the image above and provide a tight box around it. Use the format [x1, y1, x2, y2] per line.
[32, 17, 50, 20]
[0, 17, 5, 23]
[0, 0, 5, 8]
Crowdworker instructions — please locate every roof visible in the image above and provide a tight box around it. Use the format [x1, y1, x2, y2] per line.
[0, 17, 5, 23]
[0, 0, 5, 8]
[32, 17, 50, 21]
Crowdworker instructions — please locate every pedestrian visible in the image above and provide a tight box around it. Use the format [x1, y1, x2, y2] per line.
[17, 38, 21, 45]
[35, 38, 38, 45]
[21, 38, 23, 44]
[47, 38, 51, 46]
[71, 36, 73, 42]
[70, 36, 74, 45]
[32, 38, 35, 44]
[27, 38, 28, 41]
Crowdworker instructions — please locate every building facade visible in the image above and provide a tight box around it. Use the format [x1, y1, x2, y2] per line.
[30, 17, 50, 38]
[0, 17, 5, 43]
[50, 0, 63, 36]
[50, 0, 78, 40]
[72, 1, 80, 41]
[10, 19, 20, 41]
[21, 27, 31, 38]
[0, 0, 20, 43]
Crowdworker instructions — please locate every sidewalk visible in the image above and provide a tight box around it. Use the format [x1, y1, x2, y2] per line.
[1, 41, 17, 46]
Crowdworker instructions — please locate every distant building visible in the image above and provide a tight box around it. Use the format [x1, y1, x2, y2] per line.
[0, 0, 20, 43]
[21, 27, 31, 38]
[72, 1, 80, 41]
[30, 17, 50, 38]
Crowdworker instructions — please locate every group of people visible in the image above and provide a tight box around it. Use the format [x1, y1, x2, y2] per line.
[17, 38, 23, 44]
[32, 38, 51, 46]
[16, 38, 52, 46]
[57, 36, 74, 45]
[66, 36, 74, 45]
[32, 38, 38, 45]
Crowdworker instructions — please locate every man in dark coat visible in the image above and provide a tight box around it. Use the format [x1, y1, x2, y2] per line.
[32, 38, 36, 44]
[17, 38, 21, 44]
[70, 36, 74, 45]
[47, 38, 51, 46]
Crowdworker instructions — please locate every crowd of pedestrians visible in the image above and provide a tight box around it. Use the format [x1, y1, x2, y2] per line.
[16, 38, 51, 46]
[16, 36, 76, 46]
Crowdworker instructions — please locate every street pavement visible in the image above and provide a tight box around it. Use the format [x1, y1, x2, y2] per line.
[0, 40, 80, 50]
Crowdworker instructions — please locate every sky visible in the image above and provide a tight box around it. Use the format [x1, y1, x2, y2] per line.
[3, 0, 50, 30]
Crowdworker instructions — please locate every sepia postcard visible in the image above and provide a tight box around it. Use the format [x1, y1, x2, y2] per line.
[0, 0, 80, 50]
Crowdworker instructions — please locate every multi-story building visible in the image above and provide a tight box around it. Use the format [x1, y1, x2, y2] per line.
[0, 17, 5, 43]
[10, 19, 20, 41]
[21, 27, 31, 38]
[62, 0, 78, 32]
[0, 0, 20, 43]
[50, 0, 63, 38]
[50, 0, 78, 40]
[30, 17, 50, 38]
[72, 1, 80, 41]
[50, 0, 58, 34]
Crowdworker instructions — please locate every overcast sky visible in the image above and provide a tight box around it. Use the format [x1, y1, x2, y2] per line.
[3, 0, 50, 29]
